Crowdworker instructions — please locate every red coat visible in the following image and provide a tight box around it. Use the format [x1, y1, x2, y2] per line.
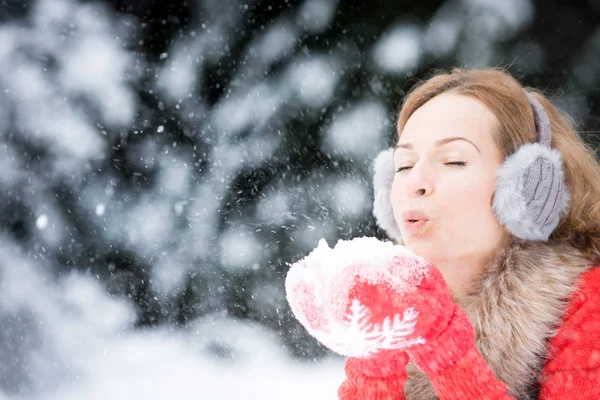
[339, 266, 600, 399]
[538, 266, 600, 398]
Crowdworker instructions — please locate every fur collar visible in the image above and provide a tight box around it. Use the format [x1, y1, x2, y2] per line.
[404, 238, 593, 399]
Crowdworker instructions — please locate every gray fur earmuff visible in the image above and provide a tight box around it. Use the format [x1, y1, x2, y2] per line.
[372, 92, 569, 242]
[492, 93, 569, 241]
[373, 148, 404, 243]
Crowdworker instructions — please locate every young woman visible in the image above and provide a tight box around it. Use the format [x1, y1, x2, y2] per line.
[286, 68, 600, 399]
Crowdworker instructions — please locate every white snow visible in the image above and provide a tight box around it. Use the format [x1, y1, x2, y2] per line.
[289, 237, 426, 288]
[0, 240, 344, 400]
[372, 24, 422, 75]
[10, 63, 105, 160]
[211, 82, 284, 137]
[464, 0, 534, 36]
[254, 20, 299, 65]
[33, 204, 67, 250]
[157, 156, 192, 195]
[256, 191, 293, 225]
[36, 214, 49, 230]
[0, 144, 20, 186]
[151, 253, 190, 297]
[285, 56, 339, 108]
[60, 35, 135, 126]
[330, 179, 370, 218]
[219, 228, 264, 271]
[156, 40, 200, 102]
[124, 198, 175, 256]
[323, 101, 389, 158]
[423, 2, 462, 57]
[285, 237, 431, 357]
[0, 0, 137, 163]
[297, 0, 338, 34]
[290, 220, 335, 252]
[95, 204, 106, 216]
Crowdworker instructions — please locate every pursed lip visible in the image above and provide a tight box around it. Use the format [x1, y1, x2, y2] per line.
[401, 210, 430, 234]
[402, 210, 429, 223]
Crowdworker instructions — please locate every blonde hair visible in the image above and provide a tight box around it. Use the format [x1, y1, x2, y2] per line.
[396, 68, 600, 262]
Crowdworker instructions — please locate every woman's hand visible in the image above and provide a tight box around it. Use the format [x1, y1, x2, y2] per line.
[285, 237, 473, 370]
[285, 237, 437, 399]
[285, 237, 443, 357]
[285, 237, 482, 399]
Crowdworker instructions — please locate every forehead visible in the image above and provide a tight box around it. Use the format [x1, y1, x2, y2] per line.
[399, 93, 499, 147]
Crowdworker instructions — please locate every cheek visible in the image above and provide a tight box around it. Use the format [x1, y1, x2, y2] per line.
[390, 178, 401, 201]
[446, 174, 498, 221]
[390, 178, 403, 217]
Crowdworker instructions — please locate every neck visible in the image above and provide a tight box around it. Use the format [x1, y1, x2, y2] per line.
[419, 240, 510, 299]
[429, 255, 488, 299]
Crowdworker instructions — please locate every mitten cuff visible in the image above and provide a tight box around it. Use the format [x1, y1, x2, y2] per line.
[408, 305, 475, 375]
[339, 353, 409, 400]
[345, 351, 410, 378]
[427, 346, 508, 398]
[407, 306, 510, 398]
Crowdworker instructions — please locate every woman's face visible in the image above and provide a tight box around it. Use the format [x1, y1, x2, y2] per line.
[391, 93, 507, 285]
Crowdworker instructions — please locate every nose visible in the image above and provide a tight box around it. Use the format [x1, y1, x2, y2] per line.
[404, 163, 434, 198]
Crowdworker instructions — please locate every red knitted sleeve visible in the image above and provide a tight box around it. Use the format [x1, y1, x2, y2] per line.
[423, 344, 514, 399]
[539, 267, 600, 399]
[338, 268, 600, 400]
[424, 267, 600, 399]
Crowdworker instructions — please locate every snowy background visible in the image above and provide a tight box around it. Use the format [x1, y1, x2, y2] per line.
[0, 0, 599, 398]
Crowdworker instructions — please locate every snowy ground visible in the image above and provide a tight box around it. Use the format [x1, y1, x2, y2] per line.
[35, 320, 344, 400]
[0, 241, 343, 400]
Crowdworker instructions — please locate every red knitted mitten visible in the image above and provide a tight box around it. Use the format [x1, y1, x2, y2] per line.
[285, 237, 462, 399]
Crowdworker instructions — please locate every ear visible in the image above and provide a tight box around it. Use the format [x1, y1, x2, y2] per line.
[373, 148, 403, 243]
[493, 143, 570, 241]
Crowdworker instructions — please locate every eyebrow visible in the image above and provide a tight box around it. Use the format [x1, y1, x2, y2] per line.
[394, 136, 481, 154]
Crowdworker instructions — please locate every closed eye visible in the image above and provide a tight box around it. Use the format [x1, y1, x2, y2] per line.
[395, 161, 466, 173]
[446, 161, 466, 167]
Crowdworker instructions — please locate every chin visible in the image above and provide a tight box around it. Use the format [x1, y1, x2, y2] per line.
[403, 238, 439, 263]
